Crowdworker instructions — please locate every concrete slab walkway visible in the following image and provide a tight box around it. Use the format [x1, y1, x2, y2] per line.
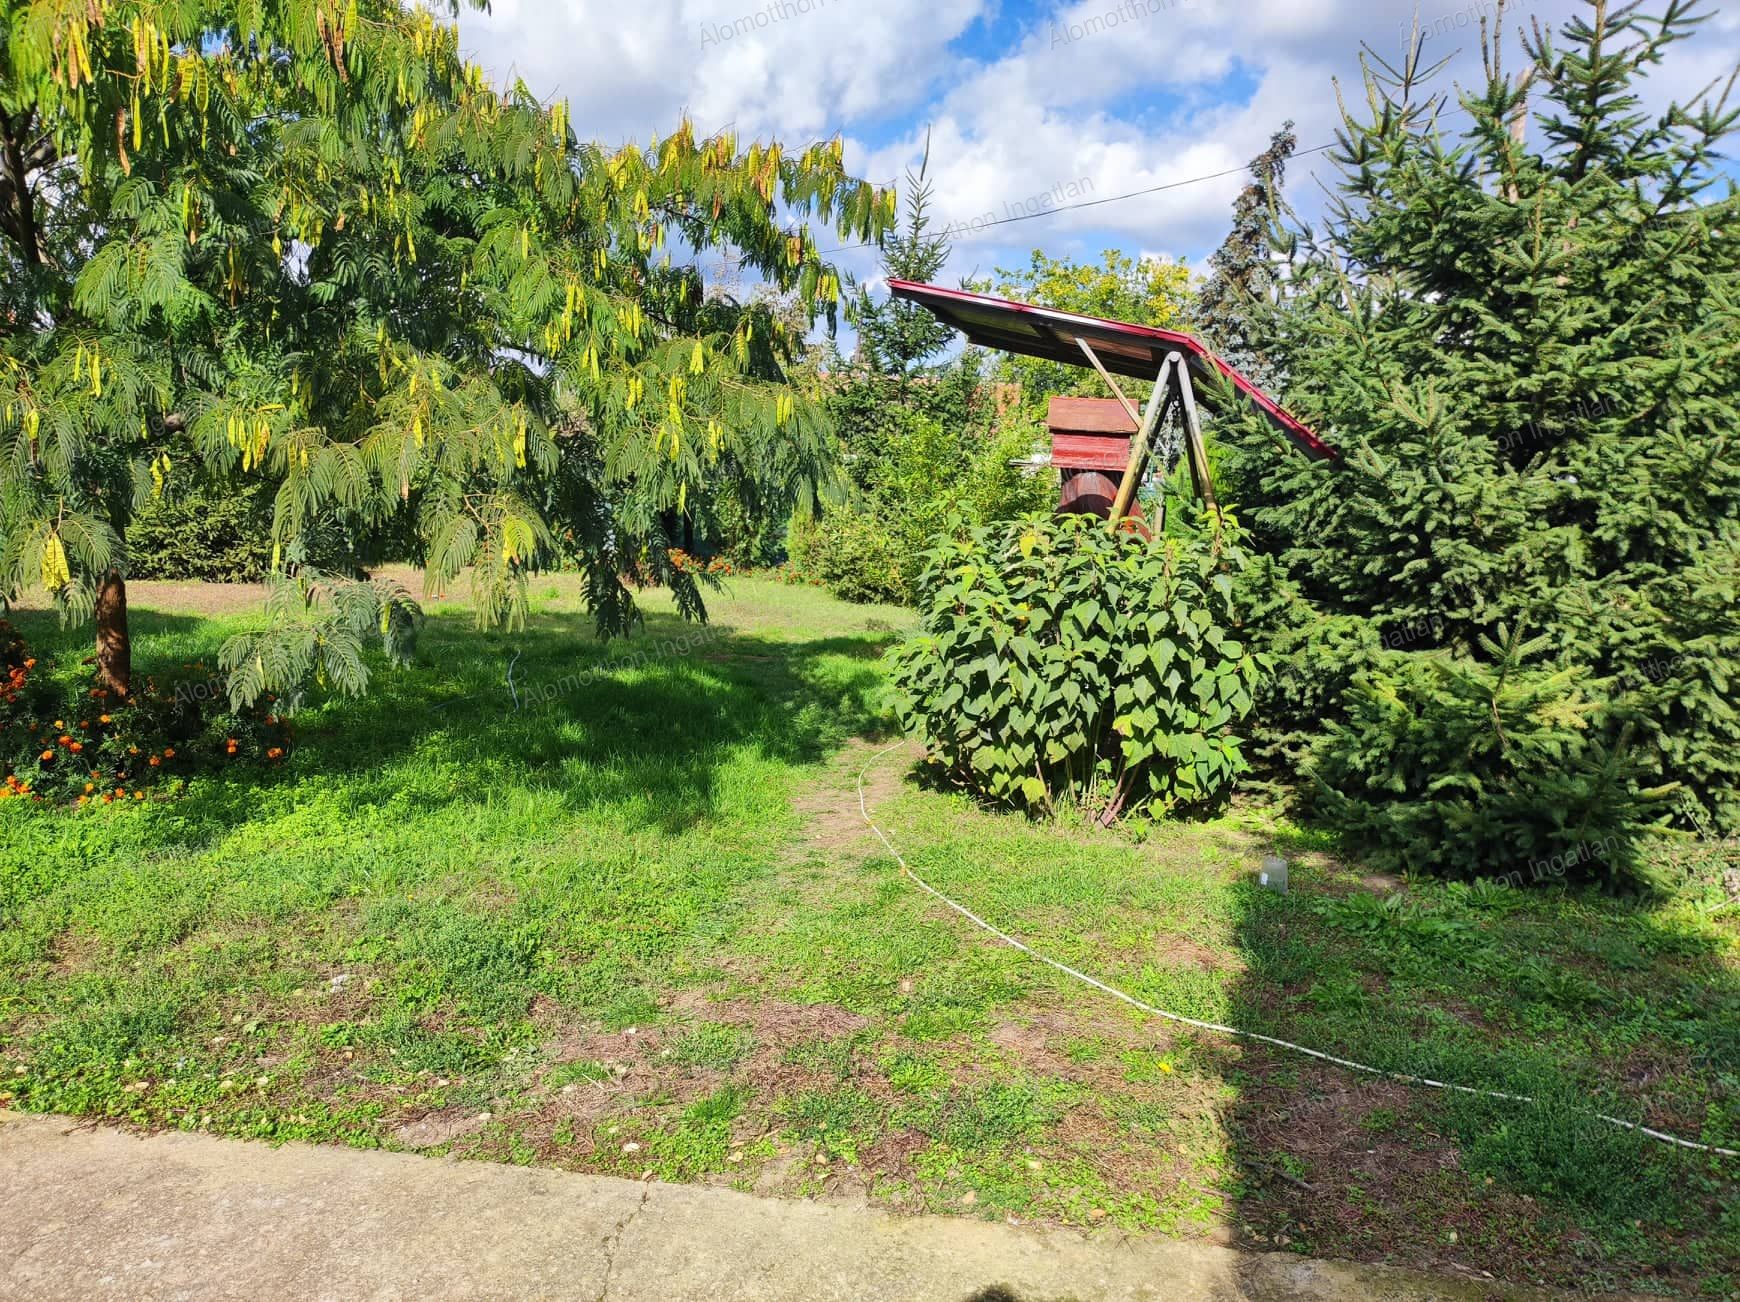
[0, 1111, 1559, 1300]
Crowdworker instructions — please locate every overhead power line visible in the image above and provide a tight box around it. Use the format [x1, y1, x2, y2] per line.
[815, 104, 1488, 258]
[813, 143, 1335, 257]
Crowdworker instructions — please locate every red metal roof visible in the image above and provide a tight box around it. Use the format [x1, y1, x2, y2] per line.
[887, 279, 1338, 462]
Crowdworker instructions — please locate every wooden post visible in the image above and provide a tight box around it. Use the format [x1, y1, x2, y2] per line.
[1173, 361, 1222, 524]
[1105, 353, 1177, 530]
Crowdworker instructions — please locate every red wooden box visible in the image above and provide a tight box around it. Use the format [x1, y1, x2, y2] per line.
[1047, 396, 1135, 472]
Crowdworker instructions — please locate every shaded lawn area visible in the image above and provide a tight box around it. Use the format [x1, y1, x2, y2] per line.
[1, 575, 1736, 1295]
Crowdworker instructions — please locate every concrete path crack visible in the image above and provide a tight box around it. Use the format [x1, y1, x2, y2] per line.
[0, 1111, 1578, 1301]
[596, 1185, 652, 1302]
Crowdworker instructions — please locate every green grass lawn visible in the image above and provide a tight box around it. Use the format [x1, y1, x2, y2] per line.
[2, 574, 1736, 1295]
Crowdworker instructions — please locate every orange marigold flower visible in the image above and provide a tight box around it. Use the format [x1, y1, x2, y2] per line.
[68, 742, 84, 754]
[267, 747, 285, 760]
[39, 750, 54, 763]
[23, 658, 36, 669]
[163, 748, 176, 759]
[148, 756, 161, 767]
[225, 739, 239, 755]
[128, 745, 140, 756]
[58, 735, 72, 746]
[84, 783, 96, 794]
[99, 714, 112, 725]
[134, 791, 144, 801]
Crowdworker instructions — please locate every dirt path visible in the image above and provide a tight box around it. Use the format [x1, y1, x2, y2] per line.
[786, 736, 916, 862]
[0, 1110, 1570, 1301]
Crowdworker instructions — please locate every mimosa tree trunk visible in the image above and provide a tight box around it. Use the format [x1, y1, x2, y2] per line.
[95, 568, 132, 698]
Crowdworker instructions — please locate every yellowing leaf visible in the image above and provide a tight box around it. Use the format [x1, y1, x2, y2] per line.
[41, 533, 71, 591]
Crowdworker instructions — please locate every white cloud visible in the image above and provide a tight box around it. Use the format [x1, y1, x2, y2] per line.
[458, 0, 1740, 287]
[462, 0, 987, 145]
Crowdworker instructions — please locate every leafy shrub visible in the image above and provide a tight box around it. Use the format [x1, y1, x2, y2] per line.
[788, 511, 911, 605]
[796, 400, 1051, 606]
[128, 463, 414, 585]
[891, 512, 1263, 823]
[955, 409, 1055, 526]
[1309, 627, 1675, 891]
[711, 491, 789, 570]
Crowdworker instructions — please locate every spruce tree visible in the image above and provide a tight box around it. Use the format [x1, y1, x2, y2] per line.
[1193, 122, 1298, 391]
[844, 139, 954, 389]
[1219, 0, 1740, 845]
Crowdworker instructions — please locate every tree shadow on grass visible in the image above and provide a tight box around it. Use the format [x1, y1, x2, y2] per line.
[0, 599, 907, 1092]
[312, 615, 895, 828]
[1215, 829, 1740, 1294]
[6, 603, 901, 851]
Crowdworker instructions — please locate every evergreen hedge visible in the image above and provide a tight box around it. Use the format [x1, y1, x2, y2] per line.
[128, 478, 276, 583]
[1215, 1, 1740, 882]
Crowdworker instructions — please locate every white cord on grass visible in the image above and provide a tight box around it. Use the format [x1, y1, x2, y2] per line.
[855, 740, 1739, 1160]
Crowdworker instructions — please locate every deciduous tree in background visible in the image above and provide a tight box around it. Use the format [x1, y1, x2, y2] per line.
[969, 247, 1192, 411]
[797, 141, 1051, 604]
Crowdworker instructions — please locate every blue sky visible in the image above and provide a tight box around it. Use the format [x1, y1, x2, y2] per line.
[459, 0, 1739, 300]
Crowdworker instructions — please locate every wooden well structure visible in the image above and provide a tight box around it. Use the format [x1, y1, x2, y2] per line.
[887, 281, 1338, 528]
[1049, 396, 1142, 525]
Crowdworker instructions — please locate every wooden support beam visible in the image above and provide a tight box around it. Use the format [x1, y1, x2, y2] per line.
[1173, 359, 1222, 524]
[1071, 338, 1219, 532]
[1074, 336, 1144, 430]
[1106, 351, 1177, 530]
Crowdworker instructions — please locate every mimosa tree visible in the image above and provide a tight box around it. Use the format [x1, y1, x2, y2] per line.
[0, 0, 892, 702]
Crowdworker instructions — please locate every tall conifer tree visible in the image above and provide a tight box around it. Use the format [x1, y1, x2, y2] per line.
[1220, 0, 1740, 839]
[1194, 121, 1298, 391]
